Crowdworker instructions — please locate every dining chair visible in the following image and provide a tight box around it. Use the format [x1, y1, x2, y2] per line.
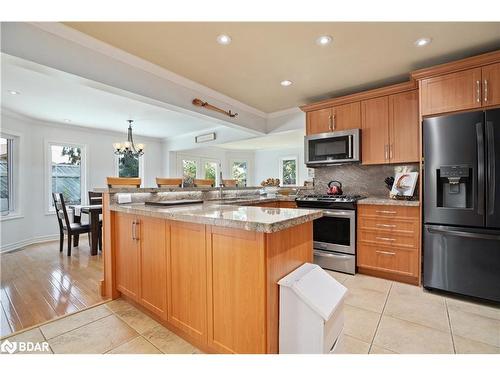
[156, 177, 183, 187]
[193, 179, 214, 187]
[222, 179, 238, 187]
[106, 177, 141, 188]
[52, 192, 92, 256]
[88, 191, 103, 205]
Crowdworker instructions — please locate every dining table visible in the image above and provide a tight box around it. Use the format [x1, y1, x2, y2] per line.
[70, 204, 103, 256]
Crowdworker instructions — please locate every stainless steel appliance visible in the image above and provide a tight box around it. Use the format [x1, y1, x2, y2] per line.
[296, 194, 364, 274]
[305, 129, 360, 167]
[423, 109, 500, 302]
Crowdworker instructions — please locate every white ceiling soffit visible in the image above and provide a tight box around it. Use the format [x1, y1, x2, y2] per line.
[0, 22, 269, 136]
[217, 130, 305, 150]
[1, 53, 248, 139]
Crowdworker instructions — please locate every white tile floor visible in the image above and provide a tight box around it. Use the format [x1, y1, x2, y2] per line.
[1, 272, 499, 354]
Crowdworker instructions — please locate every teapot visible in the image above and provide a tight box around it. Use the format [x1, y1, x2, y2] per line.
[327, 180, 343, 195]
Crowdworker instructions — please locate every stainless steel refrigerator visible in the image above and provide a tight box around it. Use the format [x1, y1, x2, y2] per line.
[423, 109, 500, 303]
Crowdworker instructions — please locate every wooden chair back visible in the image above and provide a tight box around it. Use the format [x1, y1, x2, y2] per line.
[156, 177, 183, 187]
[193, 179, 214, 187]
[106, 177, 141, 188]
[52, 193, 72, 230]
[88, 191, 103, 205]
[223, 179, 238, 187]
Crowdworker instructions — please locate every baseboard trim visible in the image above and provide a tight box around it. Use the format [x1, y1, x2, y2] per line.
[0, 234, 61, 253]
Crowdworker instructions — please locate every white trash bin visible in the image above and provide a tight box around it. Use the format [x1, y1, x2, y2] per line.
[278, 263, 347, 354]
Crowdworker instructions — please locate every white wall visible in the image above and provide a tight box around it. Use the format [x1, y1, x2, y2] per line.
[254, 146, 309, 187]
[0, 112, 164, 251]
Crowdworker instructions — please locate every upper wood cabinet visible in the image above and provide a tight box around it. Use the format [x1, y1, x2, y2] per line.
[114, 212, 140, 301]
[482, 62, 500, 107]
[389, 90, 419, 163]
[361, 96, 390, 165]
[139, 216, 168, 319]
[420, 68, 482, 116]
[306, 102, 361, 135]
[361, 90, 419, 165]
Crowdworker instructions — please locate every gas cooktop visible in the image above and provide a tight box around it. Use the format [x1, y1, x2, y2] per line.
[295, 194, 365, 209]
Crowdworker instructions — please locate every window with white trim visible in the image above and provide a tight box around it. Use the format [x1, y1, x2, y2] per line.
[0, 137, 14, 215]
[279, 156, 298, 186]
[231, 160, 248, 187]
[48, 143, 86, 209]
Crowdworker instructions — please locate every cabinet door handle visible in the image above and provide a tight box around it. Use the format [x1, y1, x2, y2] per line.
[132, 220, 136, 240]
[476, 80, 481, 103]
[384, 144, 389, 160]
[375, 210, 397, 215]
[375, 236, 396, 242]
[328, 115, 333, 131]
[376, 250, 396, 256]
[332, 114, 336, 130]
[376, 223, 396, 228]
[484, 79, 488, 103]
[389, 144, 393, 159]
[134, 220, 140, 241]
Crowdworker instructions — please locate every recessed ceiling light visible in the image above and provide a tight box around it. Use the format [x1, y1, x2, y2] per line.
[280, 80, 293, 87]
[216, 34, 232, 45]
[63, 119, 71, 123]
[415, 37, 432, 47]
[8, 90, 20, 95]
[316, 35, 333, 46]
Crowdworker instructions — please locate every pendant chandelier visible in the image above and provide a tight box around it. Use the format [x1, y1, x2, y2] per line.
[113, 120, 145, 157]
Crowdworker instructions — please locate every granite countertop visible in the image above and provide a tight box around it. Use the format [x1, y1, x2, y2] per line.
[358, 197, 420, 207]
[110, 200, 322, 233]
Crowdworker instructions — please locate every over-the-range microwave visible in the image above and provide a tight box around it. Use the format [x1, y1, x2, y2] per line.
[305, 129, 361, 167]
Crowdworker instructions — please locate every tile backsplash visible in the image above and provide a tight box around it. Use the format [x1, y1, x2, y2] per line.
[313, 163, 419, 197]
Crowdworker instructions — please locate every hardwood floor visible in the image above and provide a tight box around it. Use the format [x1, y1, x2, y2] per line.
[0, 238, 106, 337]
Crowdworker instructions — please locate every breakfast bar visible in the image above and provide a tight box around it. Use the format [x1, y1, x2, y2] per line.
[100, 189, 322, 354]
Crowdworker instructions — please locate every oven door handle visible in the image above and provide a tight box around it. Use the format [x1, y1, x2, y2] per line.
[314, 250, 352, 260]
[323, 210, 355, 218]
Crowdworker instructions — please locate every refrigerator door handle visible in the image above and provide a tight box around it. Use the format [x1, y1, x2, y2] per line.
[486, 121, 496, 216]
[476, 122, 485, 216]
[427, 225, 500, 241]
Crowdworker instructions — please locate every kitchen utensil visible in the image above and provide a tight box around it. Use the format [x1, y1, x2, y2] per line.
[327, 180, 343, 195]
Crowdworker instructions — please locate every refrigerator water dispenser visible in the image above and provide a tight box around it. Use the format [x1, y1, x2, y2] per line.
[436, 165, 472, 208]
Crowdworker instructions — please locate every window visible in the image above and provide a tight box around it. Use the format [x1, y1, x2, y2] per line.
[280, 157, 298, 186]
[231, 161, 248, 187]
[182, 159, 198, 181]
[203, 160, 218, 185]
[118, 154, 139, 178]
[0, 137, 14, 215]
[48, 143, 86, 209]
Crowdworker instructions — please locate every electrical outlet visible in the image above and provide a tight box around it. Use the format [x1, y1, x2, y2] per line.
[117, 193, 132, 204]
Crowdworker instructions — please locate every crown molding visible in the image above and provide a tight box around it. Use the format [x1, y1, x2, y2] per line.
[266, 106, 303, 119]
[29, 22, 268, 119]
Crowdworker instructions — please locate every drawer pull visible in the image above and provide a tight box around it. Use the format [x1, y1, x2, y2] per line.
[376, 250, 396, 256]
[375, 236, 396, 242]
[376, 224, 396, 228]
[375, 210, 397, 215]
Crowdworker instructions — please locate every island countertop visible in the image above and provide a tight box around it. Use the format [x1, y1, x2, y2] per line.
[110, 201, 322, 233]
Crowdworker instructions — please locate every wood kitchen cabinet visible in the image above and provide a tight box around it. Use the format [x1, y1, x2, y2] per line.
[139, 217, 168, 318]
[482, 62, 500, 107]
[357, 204, 420, 285]
[361, 90, 419, 165]
[167, 221, 208, 343]
[389, 90, 419, 163]
[361, 96, 390, 165]
[306, 102, 361, 135]
[114, 212, 140, 301]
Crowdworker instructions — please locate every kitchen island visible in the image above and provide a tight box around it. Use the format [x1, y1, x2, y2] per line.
[100, 190, 321, 354]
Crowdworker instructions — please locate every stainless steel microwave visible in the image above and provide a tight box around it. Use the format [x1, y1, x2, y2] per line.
[305, 129, 361, 167]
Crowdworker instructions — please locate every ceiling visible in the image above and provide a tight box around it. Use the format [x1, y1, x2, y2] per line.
[1, 54, 238, 139]
[217, 130, 304, 150]
[64, 22, 500, 112]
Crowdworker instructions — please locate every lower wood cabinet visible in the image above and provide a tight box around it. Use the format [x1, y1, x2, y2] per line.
[167, 222, 207, 343]
[357, 204, 420, 285]
[111, 212, 313, 353]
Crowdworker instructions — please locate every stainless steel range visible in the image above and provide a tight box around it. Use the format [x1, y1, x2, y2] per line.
[296, 194, 364, 274]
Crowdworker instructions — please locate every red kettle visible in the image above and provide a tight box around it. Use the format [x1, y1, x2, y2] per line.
[327, 180, 343, 195]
